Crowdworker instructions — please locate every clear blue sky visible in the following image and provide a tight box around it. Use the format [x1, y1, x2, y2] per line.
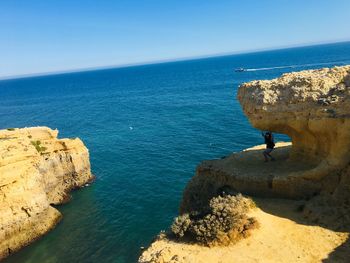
[1, 0, 350, 78]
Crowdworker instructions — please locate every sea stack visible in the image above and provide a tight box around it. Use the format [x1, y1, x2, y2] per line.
[0, 127, 93, 259]
[139, 65, 350, 262]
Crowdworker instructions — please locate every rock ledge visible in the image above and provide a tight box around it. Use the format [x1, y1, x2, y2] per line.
[139, 66, 350, 262]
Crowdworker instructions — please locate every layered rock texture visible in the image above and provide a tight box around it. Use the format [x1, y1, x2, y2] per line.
[182, 65, 350, 216]
[0, 127, 93, 259]
[139, 65, 350, 262]
[237, 65, 350, 195]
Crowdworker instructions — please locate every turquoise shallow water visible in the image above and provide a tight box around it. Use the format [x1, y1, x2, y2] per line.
[1, 42, 350, 263]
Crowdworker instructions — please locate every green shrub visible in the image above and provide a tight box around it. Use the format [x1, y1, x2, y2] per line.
[7, 128, 15, 131]
[31, 140, 47, 153]
[170, 194, 258, 246]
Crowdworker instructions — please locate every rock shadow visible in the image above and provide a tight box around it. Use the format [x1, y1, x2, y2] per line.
[253, 197, 349, 263]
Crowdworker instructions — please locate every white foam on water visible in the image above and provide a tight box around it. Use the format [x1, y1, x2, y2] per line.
[245, 61, 348, 72]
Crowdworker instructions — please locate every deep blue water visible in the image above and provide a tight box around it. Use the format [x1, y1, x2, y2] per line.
[1, 42, 350, 263]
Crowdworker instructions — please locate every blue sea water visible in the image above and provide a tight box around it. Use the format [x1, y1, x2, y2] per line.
[1, 42, 350, 263]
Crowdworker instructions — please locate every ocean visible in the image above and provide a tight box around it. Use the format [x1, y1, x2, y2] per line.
[1, 42, 350, 263]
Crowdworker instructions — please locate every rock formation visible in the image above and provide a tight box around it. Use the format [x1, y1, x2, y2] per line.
[181, 65, 350, 212]
[238, 66, 350, 177]
[0, 127, 93, 260]
[139, 65, 350, 262]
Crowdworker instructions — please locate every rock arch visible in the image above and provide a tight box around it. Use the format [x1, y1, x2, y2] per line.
[237, 66, 350, 180]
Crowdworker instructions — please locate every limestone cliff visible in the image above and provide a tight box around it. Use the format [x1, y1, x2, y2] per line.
[238, 66, 350, 178]
[0, 127, 93, 260]
[181, 65, 350, 212]
[139, 65, 350, 263]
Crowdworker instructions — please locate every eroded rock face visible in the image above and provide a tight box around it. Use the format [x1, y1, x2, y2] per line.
[139, 66, 350, 262]
[181, 66, 350, 212]
[237, 66, 350, 173]
[0, 127, 93, 259]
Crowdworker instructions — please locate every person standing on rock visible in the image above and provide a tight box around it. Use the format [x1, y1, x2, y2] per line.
[262, 131, 275, 162]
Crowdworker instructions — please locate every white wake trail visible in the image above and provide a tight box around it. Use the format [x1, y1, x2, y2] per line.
[244, 61, 348, 72]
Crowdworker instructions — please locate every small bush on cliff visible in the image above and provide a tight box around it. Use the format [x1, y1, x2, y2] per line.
[170, 194, 258, 246]
[171, 214, 191, 238]
[7, 128, 15, 131]
[31, 140, 47, 153]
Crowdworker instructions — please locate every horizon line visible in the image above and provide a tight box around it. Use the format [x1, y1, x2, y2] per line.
[1, 39, 350, 81]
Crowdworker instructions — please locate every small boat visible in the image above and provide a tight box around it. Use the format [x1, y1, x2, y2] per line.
[235, 68, 245, 72]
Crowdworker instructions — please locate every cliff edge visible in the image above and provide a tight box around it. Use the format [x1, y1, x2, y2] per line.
[139, 65, 350, 262]
[0, 127, 93, 260]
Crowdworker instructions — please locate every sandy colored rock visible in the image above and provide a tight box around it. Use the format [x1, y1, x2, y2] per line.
[140, 66, 350, 262]
[237, 66, 350, 179]
[181, 66, 350, 211]
[0, 127, 93, 259]
[139, 199, 349, 263]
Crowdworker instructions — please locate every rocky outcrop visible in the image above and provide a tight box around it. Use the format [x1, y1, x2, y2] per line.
[139, 199, 349, 263]
[181, 66, 350, 213]
[238, 66, 350, 179]
[139, 65, 350, 262]
[0, 127, 93, 259]
[180, 142, 301, 213]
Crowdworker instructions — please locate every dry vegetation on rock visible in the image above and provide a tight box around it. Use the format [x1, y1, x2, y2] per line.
[171, 194, 258, 246]
[139, 66, 350, 262]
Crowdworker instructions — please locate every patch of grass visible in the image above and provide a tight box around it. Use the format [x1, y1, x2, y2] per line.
[30, 140, 47, 153]
[27, 135, 32, 139]
[7, 128, 15, 131]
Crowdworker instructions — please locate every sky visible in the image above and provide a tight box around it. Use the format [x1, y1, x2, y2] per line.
[1, 0, 350, 78]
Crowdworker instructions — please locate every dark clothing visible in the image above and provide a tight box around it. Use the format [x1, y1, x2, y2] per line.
[262, 132, 275, 161]
[263, 133, 275, 149]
